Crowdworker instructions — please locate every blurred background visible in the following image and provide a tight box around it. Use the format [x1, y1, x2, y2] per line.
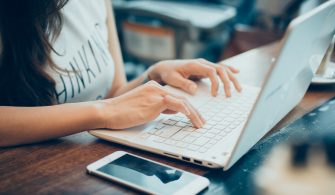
[111, 0, 329, 80]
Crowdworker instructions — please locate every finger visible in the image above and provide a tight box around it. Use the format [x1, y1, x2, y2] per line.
[199, 60, 241, 94]
[163, 95, 203, 128]
[216, 67, 231, 97]
[189, 61, 219, 96]
[227, 66, 240, 73]
[174, 95, 206, 124]
[195, 59, 227, 97]
[218, 62, 240, 74]
[163, 95, 191, 116]
[206, 67, 219, 97]
[183, 100, 205, 128]
[186, 101, 206, 125]
[200, 60, 241, 96]
[226, 68, 242, 92]
[165, 73, 198, 94]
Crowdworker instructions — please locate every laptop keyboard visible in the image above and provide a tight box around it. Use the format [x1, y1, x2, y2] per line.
[139, 85, 260, 154]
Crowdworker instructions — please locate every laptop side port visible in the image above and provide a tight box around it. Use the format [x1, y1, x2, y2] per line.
[163, 152, 179, 158]
[182, 156, 191, 162]
[193, 159, 203, 165]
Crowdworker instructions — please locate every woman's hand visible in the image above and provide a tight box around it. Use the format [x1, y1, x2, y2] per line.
[147, 59, 242, 97]
[99, 81, 205, 130]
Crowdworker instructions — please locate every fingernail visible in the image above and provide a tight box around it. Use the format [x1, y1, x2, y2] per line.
[194, 121, 201, 128]
[188, 84, 197, 93]
[185, 108, 191, 116]
[198, 120, 204, 128]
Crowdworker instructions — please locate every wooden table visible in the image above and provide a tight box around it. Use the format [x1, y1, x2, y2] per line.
[1, 45, 335, 195]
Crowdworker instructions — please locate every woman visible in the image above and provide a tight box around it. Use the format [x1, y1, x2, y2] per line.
[0, 0, 241, 147]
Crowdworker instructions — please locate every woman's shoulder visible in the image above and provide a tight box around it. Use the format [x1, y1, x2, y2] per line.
[62, 0, 107, 20]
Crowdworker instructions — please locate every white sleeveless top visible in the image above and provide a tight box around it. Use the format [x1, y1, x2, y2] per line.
[48, 0, 115, 104]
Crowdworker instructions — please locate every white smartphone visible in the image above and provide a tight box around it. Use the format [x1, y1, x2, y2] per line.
[87, 151, 210, 195]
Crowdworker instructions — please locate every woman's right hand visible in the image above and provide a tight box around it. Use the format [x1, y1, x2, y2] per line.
[98, 81, 205, 130]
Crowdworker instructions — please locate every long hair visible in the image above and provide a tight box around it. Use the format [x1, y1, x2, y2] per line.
[0, 0, 68, 106]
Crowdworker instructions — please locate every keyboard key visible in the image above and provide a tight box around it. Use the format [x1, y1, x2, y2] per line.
[203, 115, 212, 121]
[183, 136, 197, 143]
[233, 121, 241, 126]
[214, 135, 224, 141]
[234, 110, 244, 115]
[183, 126, 196, 132]
[204, 143, 214, 149]
[202, 124, 213, 129]
[156, 123, 165, 129]
[192, 133, 202, 138]
[162, 119, 177, 126]
[171, 116, 183, 121]
[171, 131, 190, 141]
[165, 140, 177, 145]
[229, 124, 239, 129]
[209, 140, 217, 145]
[219, 131, 227, 136]
[195, 128, 208, 134]
[204, 133, 216, 139]
[211, 117, 222, 122]
[218, 121, 230, 126]
[231, 113, 240, 119]
[225, 117, 235, 122]
[176, 142, 188, 148]
[199, 148, 208, 153]
[140, 133, 151, 139]
[146, 128, 158, 134]
[153, 136, 166, 143]
[154, 130, 163, 136]
[214, 124, 225, 130]
[206, 120, 217, 125]
[208, 129, 220, 134]
[222, 109, 231, 114]
[193, 137, 210, 146]
[188, 145, 201, 151]
[159, 126, 182, 138]
[175, 121, 189, 128]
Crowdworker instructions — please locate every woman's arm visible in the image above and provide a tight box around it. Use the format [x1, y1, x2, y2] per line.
[0, 82, 204, 147]
[0, 102, 103, 147]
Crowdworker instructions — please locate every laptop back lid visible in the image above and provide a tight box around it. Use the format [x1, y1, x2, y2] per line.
[226, 0, 335, 170]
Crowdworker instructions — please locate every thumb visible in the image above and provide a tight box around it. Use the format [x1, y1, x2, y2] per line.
[167, 73, 198, 94]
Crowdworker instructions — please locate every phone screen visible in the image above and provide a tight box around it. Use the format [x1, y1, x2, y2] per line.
[97, 154, 198, 194]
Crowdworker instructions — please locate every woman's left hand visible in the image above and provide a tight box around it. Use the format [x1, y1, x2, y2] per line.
[147, 59, 242, 97]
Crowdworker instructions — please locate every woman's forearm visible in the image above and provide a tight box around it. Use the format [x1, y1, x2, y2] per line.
[107, 70, 149, 98]
[0, 102, 104, 147]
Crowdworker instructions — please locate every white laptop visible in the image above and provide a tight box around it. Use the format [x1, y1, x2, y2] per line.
[90, 1, 335, 170]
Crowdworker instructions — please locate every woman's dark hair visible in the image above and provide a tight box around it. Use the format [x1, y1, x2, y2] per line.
[0, 0, 68, 106]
